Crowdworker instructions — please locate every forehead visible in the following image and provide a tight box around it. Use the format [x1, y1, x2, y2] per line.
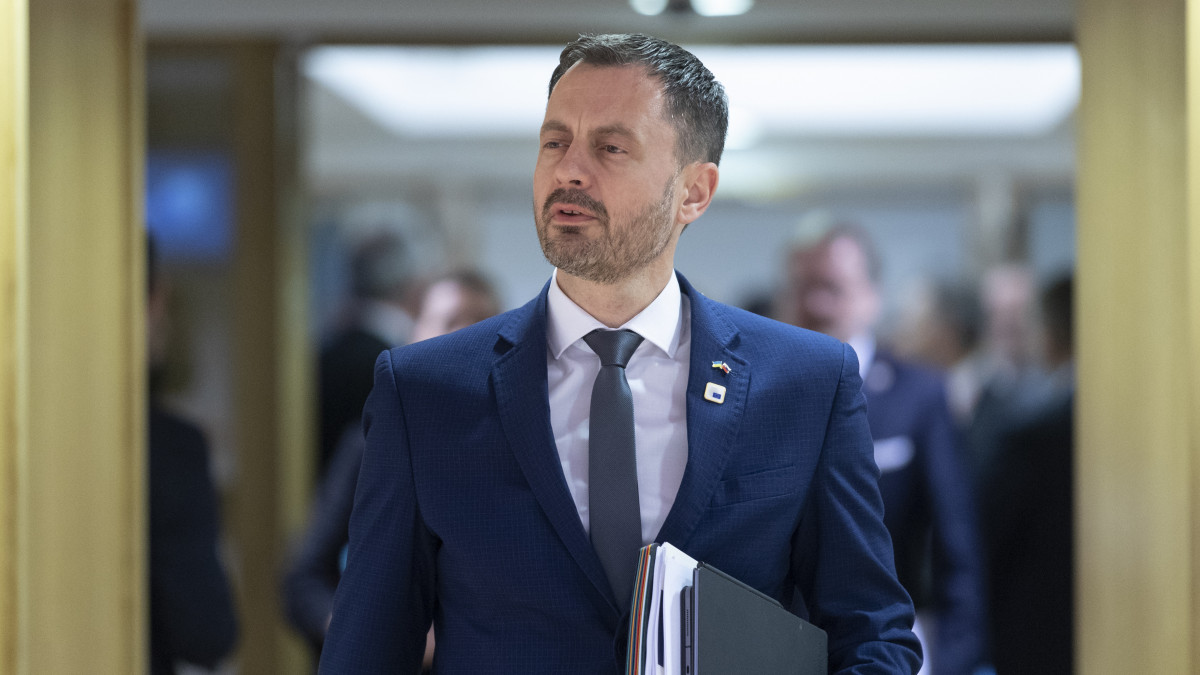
[543, 63, 668, 128]
[797, 238, 870, 279]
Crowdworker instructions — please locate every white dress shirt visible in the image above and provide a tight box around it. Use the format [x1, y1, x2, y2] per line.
[847, 333, 876, 381]
[546, 270, 691, 545]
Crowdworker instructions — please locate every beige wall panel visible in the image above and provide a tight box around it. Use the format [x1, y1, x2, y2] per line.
[145, 40, 311, 673]
[1, 2, 30, 673]
[228, 42, 281, 674]
[1076, 0, 1196, 672]
[20, 0, 144, 673]
[227, 42, 309, 674]
[1189, 0, 1200, 660]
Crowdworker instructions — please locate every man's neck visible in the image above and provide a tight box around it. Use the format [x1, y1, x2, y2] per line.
[554, 264, 675, 328]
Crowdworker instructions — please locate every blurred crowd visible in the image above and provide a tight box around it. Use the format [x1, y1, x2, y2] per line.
[766, 219, 1074, 675]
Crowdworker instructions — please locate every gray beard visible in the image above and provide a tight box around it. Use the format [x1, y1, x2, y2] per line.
[536, 177, 677, 285]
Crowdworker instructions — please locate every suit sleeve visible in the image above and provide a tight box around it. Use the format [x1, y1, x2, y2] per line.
[281, 426, 364, 649]
[918, 381, 987, 674]
[319, 352, 437, 674]
[792, 344, 923, 674]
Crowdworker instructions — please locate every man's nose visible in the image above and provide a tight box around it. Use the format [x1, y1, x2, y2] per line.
[554, 142, 593, 188]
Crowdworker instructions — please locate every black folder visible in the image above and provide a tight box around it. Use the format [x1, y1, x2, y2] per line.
[681, 563, 827, 675]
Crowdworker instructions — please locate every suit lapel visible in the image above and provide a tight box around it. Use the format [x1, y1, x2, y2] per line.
[490, 275, 751, 615]
[655, 274, 749, 549]
[491, 284, 619, 616]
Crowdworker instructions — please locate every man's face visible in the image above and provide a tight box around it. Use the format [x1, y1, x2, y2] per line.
[786, 236, 881, 342]
[410, 280, 497, 343]
[533, 64, 686, 285]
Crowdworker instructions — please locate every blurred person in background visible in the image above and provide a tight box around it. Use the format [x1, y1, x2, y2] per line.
[958, 264, 1049, 488]
[316, 230, 417, 482]
[891, 265, 1056, 488]
[284, 270, 501, 669]
[977, 265, 1039, 383]
[978, 272, 1074, 675]
[891, 277, 986, 427]
[778, 219, 986, 675]
[147, 235, 239, 674]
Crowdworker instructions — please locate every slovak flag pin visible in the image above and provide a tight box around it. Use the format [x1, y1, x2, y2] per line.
[704, 382, 727, 404]
[711, 360, 731, 375]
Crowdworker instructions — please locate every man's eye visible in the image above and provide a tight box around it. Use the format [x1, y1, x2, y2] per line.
[602, 145, 625, 154]
[543, 140, 564, 149]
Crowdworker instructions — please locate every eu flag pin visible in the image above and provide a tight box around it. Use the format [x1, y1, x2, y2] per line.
[704, 382, 727, 404]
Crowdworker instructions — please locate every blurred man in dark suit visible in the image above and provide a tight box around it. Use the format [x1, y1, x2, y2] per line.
[780, 221, 986, 675]
[980, 272, 1074, 675]
[316, 231, 415, 481]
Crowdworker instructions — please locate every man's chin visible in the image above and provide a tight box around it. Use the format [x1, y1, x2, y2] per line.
[542, 240, 594, 273]
[544, 252, 625, 286]
[549, 261, 613, 285]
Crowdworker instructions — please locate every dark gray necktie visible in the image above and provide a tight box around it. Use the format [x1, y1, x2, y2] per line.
[583, 328, 645, 604]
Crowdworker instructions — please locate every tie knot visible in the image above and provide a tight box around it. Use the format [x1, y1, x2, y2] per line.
[583, 329, 644, 368]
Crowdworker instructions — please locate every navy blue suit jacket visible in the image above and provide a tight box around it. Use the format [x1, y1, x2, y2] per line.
[864, 350, 986, 674]
[320, 274, 920, 674]
[149, 406, 239, 674]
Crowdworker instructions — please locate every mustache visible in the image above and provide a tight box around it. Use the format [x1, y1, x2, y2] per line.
[541, 188, 608, 222]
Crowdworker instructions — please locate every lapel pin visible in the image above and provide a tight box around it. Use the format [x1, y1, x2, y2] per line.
[704, 382, 727, 404]
[711, 361, 731, 375]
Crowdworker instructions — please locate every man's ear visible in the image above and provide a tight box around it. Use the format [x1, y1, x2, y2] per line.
[677, 162, 719, 225]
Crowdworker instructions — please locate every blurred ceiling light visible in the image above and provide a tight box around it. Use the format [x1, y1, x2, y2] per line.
[693, 44, 1080, 137]
[304, 44, 1079, 141]
[691, 0, 754, 17]
[724, 105, 764, 150]
[630, 0, 752, 16]
[630, 0, 669, 16]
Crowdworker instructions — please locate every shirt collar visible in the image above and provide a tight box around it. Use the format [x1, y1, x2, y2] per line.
[848, 332, 876, 379]
[546, 269, 684, 360]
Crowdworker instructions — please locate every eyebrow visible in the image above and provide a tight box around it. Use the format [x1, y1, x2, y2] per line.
[539, 120, 570, 136]
[539, 120, 640, 143]
[593, 123, 636, 140]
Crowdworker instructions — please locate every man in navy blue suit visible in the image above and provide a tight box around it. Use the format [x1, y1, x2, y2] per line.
[320, 34, 921, 674]
[780, 222, 986, 674]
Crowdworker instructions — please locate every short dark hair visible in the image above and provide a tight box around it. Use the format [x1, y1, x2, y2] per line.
[930, 278, 984, 351]
[548, 33, 729, 166]
[350, 231, 411, 301]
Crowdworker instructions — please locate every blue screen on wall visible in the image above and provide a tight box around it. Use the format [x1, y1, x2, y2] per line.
[145, 150, 234, 262]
